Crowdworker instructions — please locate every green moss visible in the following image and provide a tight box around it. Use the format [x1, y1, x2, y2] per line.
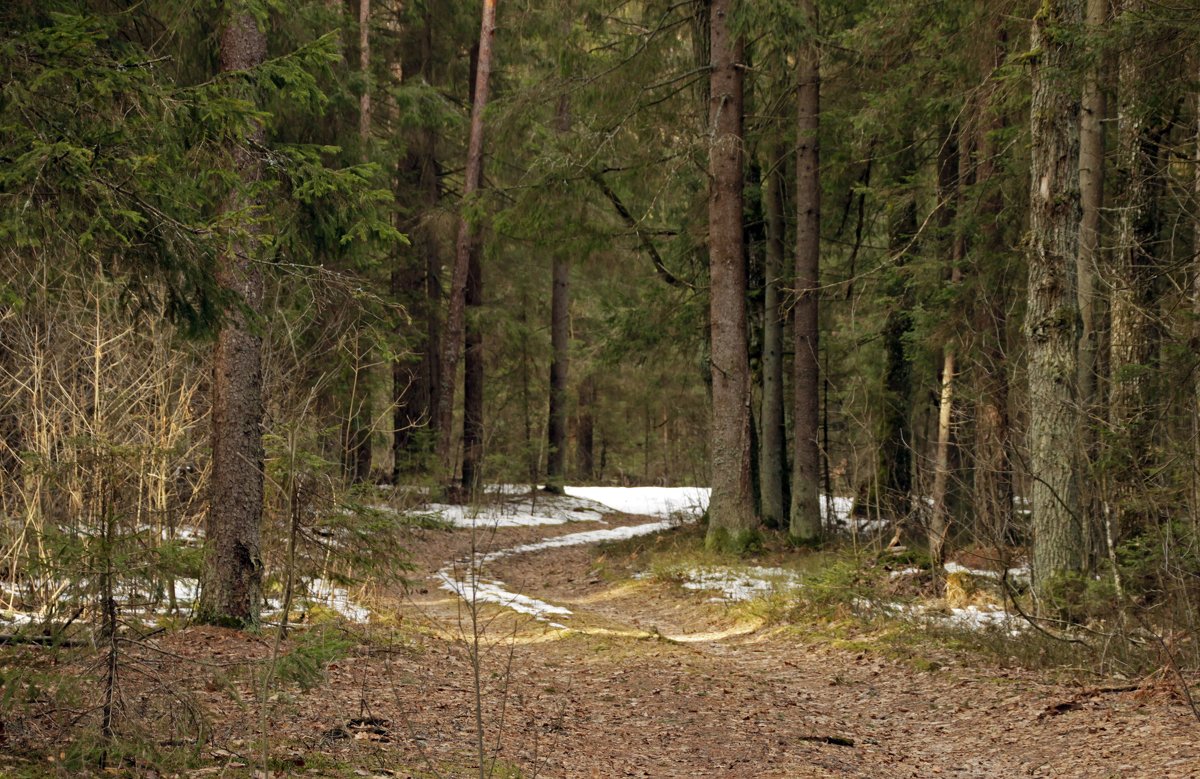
[704, 526, 762, 554]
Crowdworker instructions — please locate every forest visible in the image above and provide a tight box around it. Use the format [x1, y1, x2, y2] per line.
[3, 0, 1200, 776]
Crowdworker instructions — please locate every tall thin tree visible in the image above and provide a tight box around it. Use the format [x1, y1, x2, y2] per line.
[759, 142, 788, 528]
[705, 0, 757, 550]
[790, 0, 822, 541]
[546, 101, 572, 494]
[435, 0, 496, 488]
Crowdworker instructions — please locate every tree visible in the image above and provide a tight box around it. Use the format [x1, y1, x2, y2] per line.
[1077, 0, 1107, 560]
[929, 122, 968, 568]
[759, 142, 788, 529]
[435, 0, 496, 489]
[345, 0, 374, 485]
[1106, 0, 1171, 541]
[790, 0, 822, 542]
[546, 97, 572, 495]
[1024, 0, 1084, 599]
[705, 0, 757, 551]
[197, 7, 268, 628]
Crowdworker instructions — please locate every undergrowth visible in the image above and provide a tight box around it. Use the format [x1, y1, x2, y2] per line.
[604, 523, 1197, 689]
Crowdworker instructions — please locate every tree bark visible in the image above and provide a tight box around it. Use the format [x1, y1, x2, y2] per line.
[759, 145, 787, 529]
[704, 0, 757, 550]
[790, 0, 821, 542]
[198, 9, 266, 629]
[435, 0, 495, 483]
[1025, 0, 1084, 598]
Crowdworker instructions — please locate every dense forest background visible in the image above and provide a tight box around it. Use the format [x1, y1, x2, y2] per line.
[5, 0, 1200, 763]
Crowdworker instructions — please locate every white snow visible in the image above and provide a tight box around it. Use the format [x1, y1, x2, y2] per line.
[419, 496, 607, 529]
[563, 486, 709, 518]
[678, 566, 802, 602]
[435, 570, 571, 622]
[943, 561, 1030, 584]
[857, 597, 1025, 635]
[306, 577, 371, 623]
[435, 517, 681, 625]
[496, 519, 678, 558]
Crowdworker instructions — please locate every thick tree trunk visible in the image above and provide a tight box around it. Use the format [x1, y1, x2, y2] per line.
[1025, 0, 1084, 598]
[790, 0, 821, 542]
[198, 9, 266, 629]
[704, 0, 756, 550]
[1108, 0, 1165, 541]
[435, 0, 495, 483]
[759, 146, 787, 529]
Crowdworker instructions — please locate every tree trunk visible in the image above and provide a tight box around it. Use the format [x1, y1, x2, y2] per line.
[461, 244, 484, 494]
[1025, 0, 1084, 598]
[546, 96, 571, 494]
[790, 0, 821, 542]
[1076, 0, 1107, 562]
[1107, 0, 1166, 542]
[198, 9, 266, 629]
[704, 0, 757, 551]
[759, 145, 787, 529]
[390, 5, 441, 480]
[344, 0, 374, 485]
[435, 0, 495, 483]
[930, 123, 968, 568]
[972, 13, 1014, 549]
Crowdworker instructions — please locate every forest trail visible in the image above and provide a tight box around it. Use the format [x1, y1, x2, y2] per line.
[367, 496, 1200, 779]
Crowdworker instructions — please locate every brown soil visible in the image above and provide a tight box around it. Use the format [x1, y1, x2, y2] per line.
[4, 507, 1198, 778]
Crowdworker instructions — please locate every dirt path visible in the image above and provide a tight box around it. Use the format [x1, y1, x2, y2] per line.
[103, 505, 1199, 779]
[367, 509, 1200, 778]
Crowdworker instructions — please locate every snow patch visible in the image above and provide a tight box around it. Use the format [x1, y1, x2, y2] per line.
[436, 516, 684, 624]
[419, 495, 607, 528]
[679, 566, 802, 602]
[435, 570, 572, 621]
[563, 486, 709, 518]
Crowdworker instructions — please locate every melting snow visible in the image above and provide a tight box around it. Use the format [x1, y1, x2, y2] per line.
[679, 566, 802, 602]
[419, 495, 608, 528]
[435, 570, 571, 623]
[562, 486, 709, 518]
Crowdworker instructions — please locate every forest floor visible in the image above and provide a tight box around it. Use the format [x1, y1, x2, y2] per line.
[3, 492, 1199, 778]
